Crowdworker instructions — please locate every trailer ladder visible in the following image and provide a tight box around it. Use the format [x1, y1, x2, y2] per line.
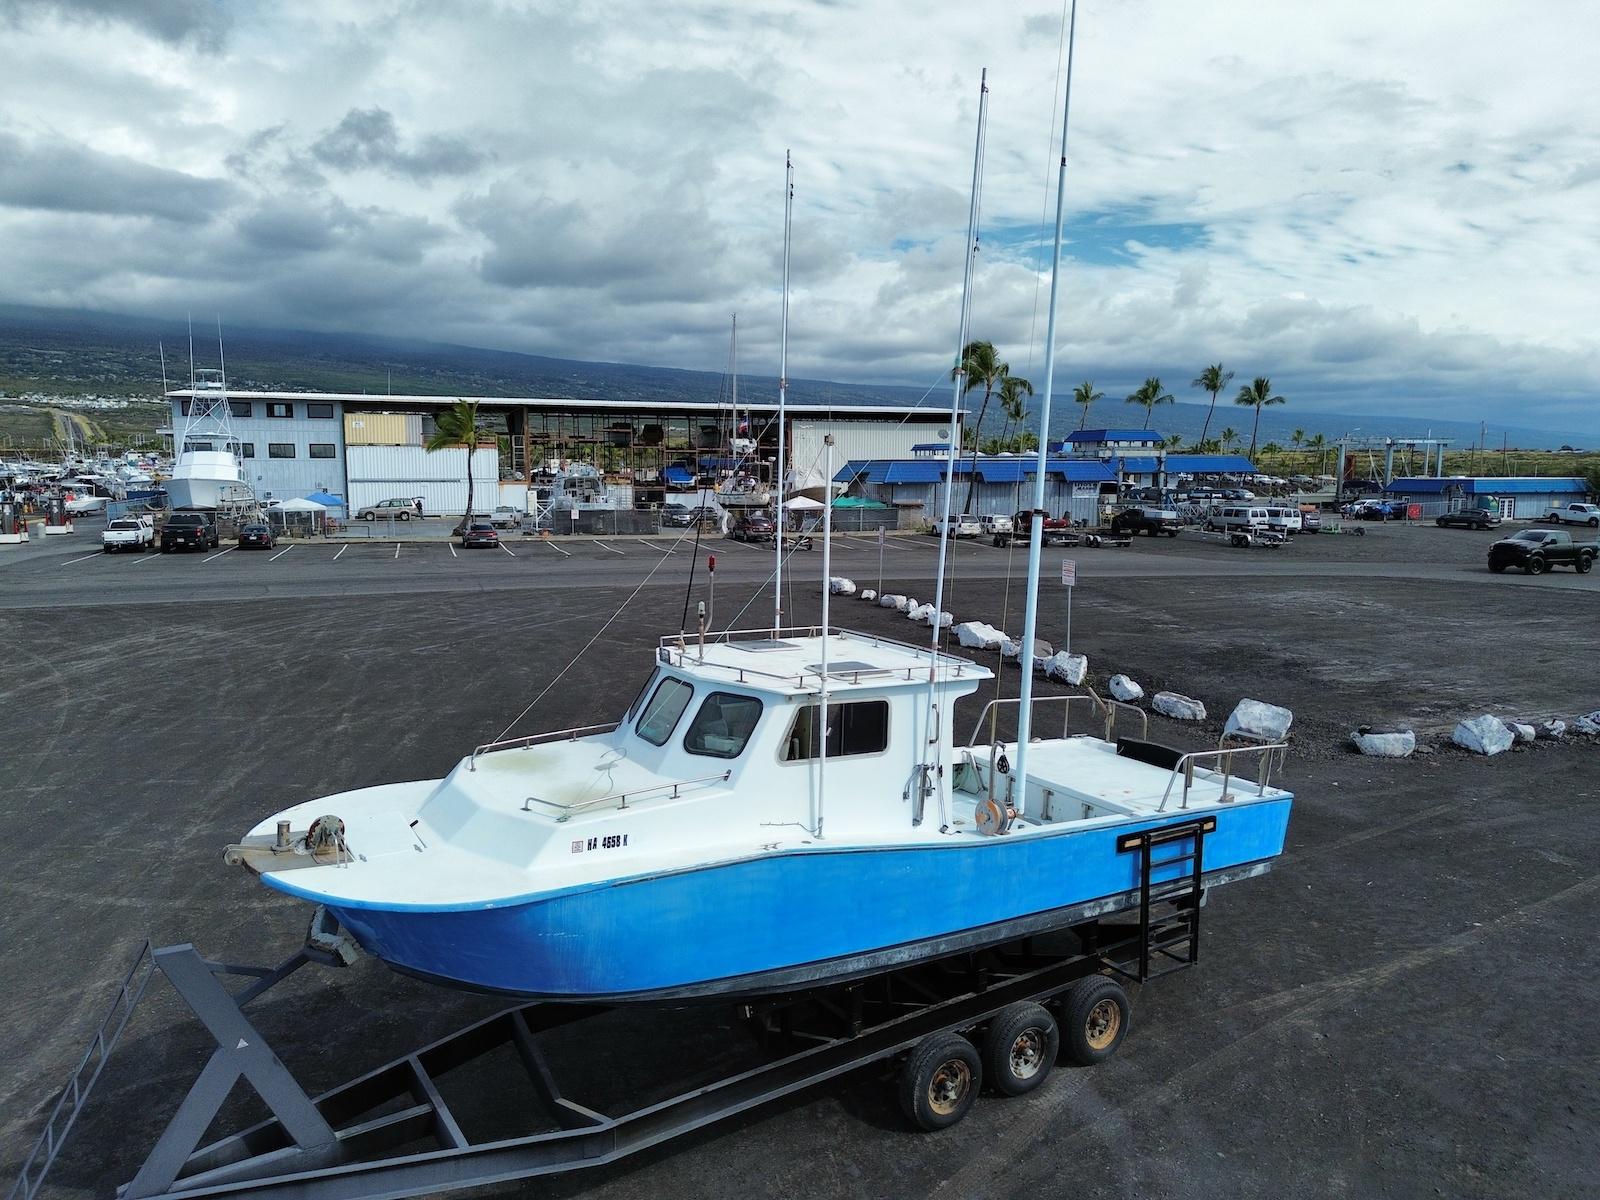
[1110, 816, 1215, 983]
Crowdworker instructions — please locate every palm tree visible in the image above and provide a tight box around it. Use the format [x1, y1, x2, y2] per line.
[1219, 426, 1239, 451]
[1072, 380, 1104, 431]
[955, 340, 1008, 511]
[1307, 432, 1327, 475]
[1191, 364, 1233, 446]
[425, 399, 483, 529]
[1125, 376, 1174, 430]
[997, 375, 1034, 451]
[1233, 376, 1286, 459]
[1165, 434, 1184, 450]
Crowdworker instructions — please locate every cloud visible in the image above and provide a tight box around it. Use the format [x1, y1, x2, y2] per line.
[0, 0, 231, 48]
[311, 108, 488, 182]
[0, 133, 235, 222]
[0, 0, 1594, 435]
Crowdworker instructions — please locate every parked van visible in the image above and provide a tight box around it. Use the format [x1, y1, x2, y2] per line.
[1263, 506, 1303, 535]
[1207, 505, 1273, 534]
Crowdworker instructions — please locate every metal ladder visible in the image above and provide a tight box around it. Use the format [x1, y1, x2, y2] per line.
[1111, 815, 1215, 983]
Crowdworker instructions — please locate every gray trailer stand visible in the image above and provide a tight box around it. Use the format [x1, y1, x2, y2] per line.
[10, 819, 1229, 1200]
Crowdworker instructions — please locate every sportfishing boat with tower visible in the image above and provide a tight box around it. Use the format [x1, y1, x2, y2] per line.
[166, 366, 252, 510]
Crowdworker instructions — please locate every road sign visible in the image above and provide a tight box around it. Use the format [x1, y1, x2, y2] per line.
[1060, 559, 1076, 587]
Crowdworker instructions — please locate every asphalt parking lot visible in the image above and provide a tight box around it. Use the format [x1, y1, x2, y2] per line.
[2, 517, 1598, 1199]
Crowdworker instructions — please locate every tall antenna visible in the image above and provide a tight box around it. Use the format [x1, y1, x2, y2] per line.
[816, 432, 835, 840]
[1011, 0, 1081, 823]
[216, 317, 228, 394]
[925, 68, 990, 801]
[158, 342, 169, 395]
[774, 152, 793, 633]
[187, 314, 195, 391]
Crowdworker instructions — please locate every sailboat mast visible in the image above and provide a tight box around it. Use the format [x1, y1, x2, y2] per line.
[730, 313, 738, 452]
[817, 432, 834, 839]
[926, 69, 989, 778]
[774, 152, 793, 633]
[1011, 0, 1081, 820]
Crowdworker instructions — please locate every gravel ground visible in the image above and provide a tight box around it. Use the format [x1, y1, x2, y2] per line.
[2, 535, 1598, 1200]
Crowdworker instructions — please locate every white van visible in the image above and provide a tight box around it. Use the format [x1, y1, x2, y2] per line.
[1208, 505, 1273, 534]
[1263, 506, 1303, 534]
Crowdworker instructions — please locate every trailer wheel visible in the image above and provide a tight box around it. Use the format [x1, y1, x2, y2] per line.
[983, 1002, 1058, 1096]
[899, 1032, 981, 1131]
[1061, 976, 1130, 1065]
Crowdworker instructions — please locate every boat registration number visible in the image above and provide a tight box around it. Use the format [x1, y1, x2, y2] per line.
[572, 834, 629, 854]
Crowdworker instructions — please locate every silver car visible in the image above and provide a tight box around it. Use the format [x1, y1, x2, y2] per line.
[356, 497, 417, 521]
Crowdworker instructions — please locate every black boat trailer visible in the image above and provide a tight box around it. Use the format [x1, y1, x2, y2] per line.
[10, 819, 1229, 1200]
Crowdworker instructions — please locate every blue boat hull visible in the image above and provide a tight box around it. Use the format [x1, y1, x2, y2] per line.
[274, 800, 1291, 1000]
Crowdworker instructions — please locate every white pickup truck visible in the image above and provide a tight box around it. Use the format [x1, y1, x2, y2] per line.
[101, 516, 155, 553]
[1542, 502, 1600, 528]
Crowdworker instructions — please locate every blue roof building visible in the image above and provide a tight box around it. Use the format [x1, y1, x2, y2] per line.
[1385, 476, 1589, 520]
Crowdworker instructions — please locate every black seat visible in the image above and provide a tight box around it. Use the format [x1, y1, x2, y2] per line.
[1115, 737, 1186, 771]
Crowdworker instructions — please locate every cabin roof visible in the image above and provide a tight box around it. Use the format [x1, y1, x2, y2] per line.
[657, 627, 991, 696]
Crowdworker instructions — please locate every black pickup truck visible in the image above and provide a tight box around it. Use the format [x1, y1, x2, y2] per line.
[1486, 529, 1596, 575]
[1110, 506, 1182, 538]
[160, 511, 220, 553]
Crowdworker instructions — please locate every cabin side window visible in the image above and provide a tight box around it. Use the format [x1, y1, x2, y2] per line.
[683, 692, 764, 760]
[636, 677, 693, 746]
[782, 700, 890, 762]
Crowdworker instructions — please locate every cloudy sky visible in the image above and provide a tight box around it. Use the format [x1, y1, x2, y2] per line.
[1, 0, 1596, 432]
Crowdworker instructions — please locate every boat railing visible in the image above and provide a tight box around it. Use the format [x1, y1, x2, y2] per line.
[656, 625, 975, 688]
[965, 692, 1148, 748]
[1157, 743, 1289, 812]
[469, 723, 620, 771]
[521, 769, 733, 821]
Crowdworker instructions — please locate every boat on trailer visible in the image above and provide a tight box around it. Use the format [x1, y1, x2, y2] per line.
[226, 625, 1290, 1000]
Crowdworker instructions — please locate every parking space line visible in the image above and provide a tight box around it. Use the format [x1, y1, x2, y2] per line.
[269, 545, 294, 562]
[60, 551, 104, 566]
[592, 539, 626, 555]
[500, 542, 516, 557]
[448, 542, 457, 558]
[636, 539, 675, 555]
[334, 544, 348, 561]
[394, 542, 401, 560]
[201, 547, 234, 564]
[540, 539, 572, 557]
[127, 551, 158, 565]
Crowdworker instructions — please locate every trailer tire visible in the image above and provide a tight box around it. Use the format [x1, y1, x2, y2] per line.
[983, 1002, 1058, 1096]
[899, 1032, 981, 1131]
[1061, 976, 1130, 1065]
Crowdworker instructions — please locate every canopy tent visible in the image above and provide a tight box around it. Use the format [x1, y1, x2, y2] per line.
[782, 496, 825, 510]
[304, 491, 346, 510]
[268, 496, 328, 536]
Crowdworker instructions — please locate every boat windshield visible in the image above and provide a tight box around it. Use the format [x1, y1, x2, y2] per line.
[683, 692, 764, 760]
[637, 677, 694, 746]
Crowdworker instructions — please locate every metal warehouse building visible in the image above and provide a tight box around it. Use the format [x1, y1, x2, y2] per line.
[1385, 476, 1592, 521]
[166, 391, 955, 515]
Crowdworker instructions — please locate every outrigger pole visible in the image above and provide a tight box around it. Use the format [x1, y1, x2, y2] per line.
[926, 69, 989, 814]
[1010, 0, 1080, 822]
[774, 152, 793, 633]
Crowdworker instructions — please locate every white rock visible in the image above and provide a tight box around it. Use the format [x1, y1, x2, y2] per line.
[1152, 691, 1207, 721]
[1352, 726, 1416, 757]
[906, 602, 932, 622]
[828, 577, 856, 596]
[1503, 721, 1536, 745]
[925, 609, 953, 629]
[1536, 719, 1567, 740]
[1574, 716, 1600, 736]
[1001, 637, 1053, 673]
[1107, 674, 1143, 702]
[878, 593, 908, 611]
[859, 589, 877, 602]
[1042, 651, 1088, 685]
[1452, 713, 1514, 756]
[955, 621, 1007, 650]
[1225, 698, 1294, 742]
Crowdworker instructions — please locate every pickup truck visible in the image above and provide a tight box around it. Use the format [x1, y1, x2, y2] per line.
[1486, 529, 1596, 575]
[160, 511, 220, 553]
[1541, 502, 1600, 528]
[992, 510, 1075, 547]
[1109, 506, 1181, 537]
[101, 517, 154, 553]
